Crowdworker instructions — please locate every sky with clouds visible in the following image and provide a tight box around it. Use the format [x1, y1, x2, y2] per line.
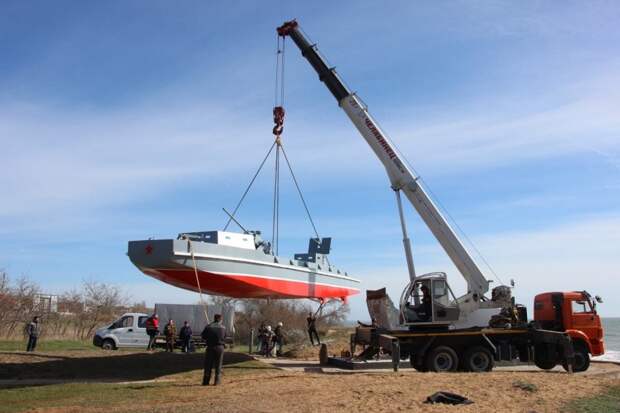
[1, 1, 619, 320]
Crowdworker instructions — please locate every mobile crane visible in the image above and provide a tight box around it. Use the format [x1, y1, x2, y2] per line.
[277, 20, 508, 330]
[277, 20, 604, 372]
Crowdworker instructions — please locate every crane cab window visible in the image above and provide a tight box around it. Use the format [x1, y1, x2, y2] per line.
[572, 300, 592, 314]
[432, 280, 450, 306]
[403, 280, 432, 322]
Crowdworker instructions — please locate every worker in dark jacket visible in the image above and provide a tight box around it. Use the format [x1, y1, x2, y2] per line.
[179, 321, 193, 353]
[163, 320, 176, 352]
[274, 322, 284, 356]
[307, 312, 320, 346]
[201, 314, 226, 385]
[25, 316, 40, 352]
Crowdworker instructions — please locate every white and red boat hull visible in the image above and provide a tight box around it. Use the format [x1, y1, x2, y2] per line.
[128, 238, 361, 301]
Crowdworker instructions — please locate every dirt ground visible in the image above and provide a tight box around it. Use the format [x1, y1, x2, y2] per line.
[1, 349, 619, 413]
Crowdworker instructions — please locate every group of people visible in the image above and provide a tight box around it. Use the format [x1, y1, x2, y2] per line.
[23, 310, 322, 387]
[144, 314, 194, 353]
[256, 322, 284, 357]
[255, 311, 322, 357]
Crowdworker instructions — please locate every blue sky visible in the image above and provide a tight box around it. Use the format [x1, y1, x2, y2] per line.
[1, 1, 619, 320]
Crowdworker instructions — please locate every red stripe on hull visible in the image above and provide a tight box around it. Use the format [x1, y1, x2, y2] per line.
[142, 268, 360, 300]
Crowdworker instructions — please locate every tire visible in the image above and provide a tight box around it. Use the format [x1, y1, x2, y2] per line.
[410, 354, 427, 372]
[425, 346, 459, 372]
[462, 346, 494, 372]
[534, 345, 556, 370]
[563, 343, 590, 373]
[101, 339, 116, 351]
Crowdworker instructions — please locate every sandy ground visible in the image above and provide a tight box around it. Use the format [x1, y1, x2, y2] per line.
[1, 350, 619, 413]
[200, 370, 616, 413]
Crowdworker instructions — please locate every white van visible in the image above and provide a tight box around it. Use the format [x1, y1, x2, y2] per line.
[93, 312, 150, 350]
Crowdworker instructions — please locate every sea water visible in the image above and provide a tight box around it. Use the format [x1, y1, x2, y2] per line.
[593, 318, 620, 362]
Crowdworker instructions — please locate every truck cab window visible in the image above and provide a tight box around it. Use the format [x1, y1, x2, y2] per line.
[138, 316, 148, 328]
[571, 300, 591, 314]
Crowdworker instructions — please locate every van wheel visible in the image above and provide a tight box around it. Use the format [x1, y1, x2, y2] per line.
[101, 339, 116, 350]
[563, 343, 590, 373]
[462, 346, 494, 372]
[425, 346, 459, 372]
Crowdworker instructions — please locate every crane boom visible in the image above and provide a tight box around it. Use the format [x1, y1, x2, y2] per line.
[278, 20, 490, 298]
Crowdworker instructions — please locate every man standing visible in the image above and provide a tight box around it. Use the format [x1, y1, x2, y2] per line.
[274, 322, 284, 356]
[201, 314, 226, 386]
[145, 313, 159, 351]
[163, 320, 176, 352]
[26, 316, 40, 352]
[307, 312, 320, 346]
[179, 321, 193, 353]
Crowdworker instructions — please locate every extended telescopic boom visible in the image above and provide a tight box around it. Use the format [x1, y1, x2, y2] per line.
[278, 20, 490, 298]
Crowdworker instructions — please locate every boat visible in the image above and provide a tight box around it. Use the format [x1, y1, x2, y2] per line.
[128, 230, 361, 301]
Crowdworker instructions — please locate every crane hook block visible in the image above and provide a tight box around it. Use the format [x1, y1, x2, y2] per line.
[273, 106, 285, 136]
[277, 20, 298, 37]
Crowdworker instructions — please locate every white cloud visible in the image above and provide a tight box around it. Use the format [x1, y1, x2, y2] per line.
[345, 214, 620, 319]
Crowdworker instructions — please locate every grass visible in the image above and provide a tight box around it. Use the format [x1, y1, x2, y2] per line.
[0, 353, 276, 413]
[0, 382, 168, 413]
[565, 384, 620, 413]
[0, 340, 94, 352]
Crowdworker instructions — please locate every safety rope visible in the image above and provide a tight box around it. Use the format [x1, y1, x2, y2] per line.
[187, 239, 209, 321]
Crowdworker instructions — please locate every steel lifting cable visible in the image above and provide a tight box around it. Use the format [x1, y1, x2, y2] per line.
[274, 35, 286, 108]
[280, 145, 332, 268]
[280, 146, 320, 239]
[271, 142, 281, 255]
[223, 141, 277, 231]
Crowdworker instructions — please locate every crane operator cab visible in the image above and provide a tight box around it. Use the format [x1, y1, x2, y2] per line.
[400, 273, 460, 327]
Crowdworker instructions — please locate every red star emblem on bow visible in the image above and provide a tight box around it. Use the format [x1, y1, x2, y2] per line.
[145, 244, 153, 255]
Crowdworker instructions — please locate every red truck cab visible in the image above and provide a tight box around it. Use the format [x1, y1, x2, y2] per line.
[534, 291, 604, 372]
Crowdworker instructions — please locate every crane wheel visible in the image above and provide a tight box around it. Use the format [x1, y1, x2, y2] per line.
[409, 354, 428, 372]
[563, 342, 590, 373]
[425, 346, 459, 372]
[462, 346, 494, 372]
[533, 344, 556, 370]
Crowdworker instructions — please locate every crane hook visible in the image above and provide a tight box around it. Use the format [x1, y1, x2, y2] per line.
[272, 106, 285, 138]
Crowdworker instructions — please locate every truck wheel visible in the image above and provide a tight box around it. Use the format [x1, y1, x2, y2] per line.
[425, 346, 459, 372]
[534, 350, 556, 370]
[462, 346, 494, 372]
[563, 343, 590, 373]
[101, 339, 116, 351]
[410, 354, 427, 372]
